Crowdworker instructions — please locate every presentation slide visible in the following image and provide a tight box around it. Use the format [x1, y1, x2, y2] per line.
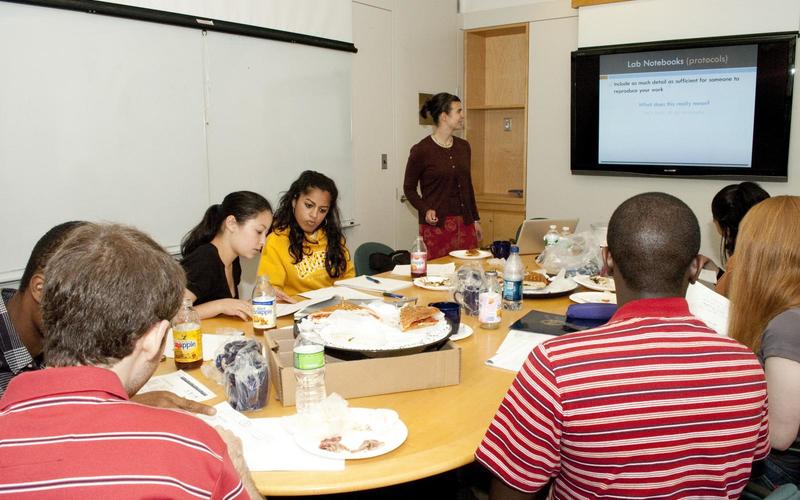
[598, 45, 758, 168]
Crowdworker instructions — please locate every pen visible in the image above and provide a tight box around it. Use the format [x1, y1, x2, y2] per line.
[179, 375, 208, 397]
[383, 292, 404, 299]
[366, 276, 381, 284]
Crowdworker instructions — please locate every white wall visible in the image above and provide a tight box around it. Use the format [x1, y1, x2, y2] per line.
[104, 0, 353, 41]
[348, 0, 460, 252]
[462, 0, 800, 259]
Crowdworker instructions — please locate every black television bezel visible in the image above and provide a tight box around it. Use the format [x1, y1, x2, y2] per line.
[571, 32, 797, 181]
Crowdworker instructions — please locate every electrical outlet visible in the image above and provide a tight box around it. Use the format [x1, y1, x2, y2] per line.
[503, 118, 512, 131]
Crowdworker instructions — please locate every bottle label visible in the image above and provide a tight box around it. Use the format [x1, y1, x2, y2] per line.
[479, 291, 501, 323]
[173, 324, 202, 363]
[410, 251, 427, 274]
[294, 345, 325, 370]
[252, 297, 276, 329]
[544, 234, 559, 247]
[503, 281, 523, 302]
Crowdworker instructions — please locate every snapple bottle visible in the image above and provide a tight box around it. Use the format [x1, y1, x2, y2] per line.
[172, 298, 203, 370]
[410, 236, 428, 279]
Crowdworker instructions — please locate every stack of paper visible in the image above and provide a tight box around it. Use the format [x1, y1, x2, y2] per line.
[391, 263, 456, 276]
[334, 275, 412, 293]
[299, 286, 380, 301]
[139, 370, 215, 402]
[485, 330, 557, 372]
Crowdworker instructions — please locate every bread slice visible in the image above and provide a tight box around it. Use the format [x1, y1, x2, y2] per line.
[399, 305, 441, 331]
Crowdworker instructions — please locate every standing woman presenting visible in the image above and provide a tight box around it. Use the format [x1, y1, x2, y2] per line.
[403, 93, 481, 260]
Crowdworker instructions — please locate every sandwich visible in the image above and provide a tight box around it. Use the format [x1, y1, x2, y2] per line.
[523, 271, 549, 290]
[465, 248, 480, 257]
[308, 301, 377, 321]
[399, 305, 441, 331]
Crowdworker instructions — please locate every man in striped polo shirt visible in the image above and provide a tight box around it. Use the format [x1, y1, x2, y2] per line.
[0, 223, 260, 499]
[476, 192, 769, 500]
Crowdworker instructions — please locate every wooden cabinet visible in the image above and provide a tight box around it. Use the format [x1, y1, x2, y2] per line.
[475, 193, 525, 244]
[465, 24, 528, 246]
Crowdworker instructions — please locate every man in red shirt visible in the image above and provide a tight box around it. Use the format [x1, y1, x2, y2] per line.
[476, 192, 769, 500]
[0, 223, 260, 499]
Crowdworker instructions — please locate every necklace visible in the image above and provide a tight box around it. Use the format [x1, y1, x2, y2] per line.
[431, 134, 453, 148]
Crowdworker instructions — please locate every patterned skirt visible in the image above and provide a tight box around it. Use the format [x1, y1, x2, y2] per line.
[420, 216, 478, 260]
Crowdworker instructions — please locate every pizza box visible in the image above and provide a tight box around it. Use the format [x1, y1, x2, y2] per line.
[264, 327, 461, 406]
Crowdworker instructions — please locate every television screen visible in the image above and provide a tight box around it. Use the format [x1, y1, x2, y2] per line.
[572, 33, 796, 180]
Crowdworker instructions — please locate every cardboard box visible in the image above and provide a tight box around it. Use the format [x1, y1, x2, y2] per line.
[265, 327, 461, 406]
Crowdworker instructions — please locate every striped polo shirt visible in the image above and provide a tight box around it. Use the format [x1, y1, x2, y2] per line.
[0, 366, 247, 499]
[476, 298, 770, 500]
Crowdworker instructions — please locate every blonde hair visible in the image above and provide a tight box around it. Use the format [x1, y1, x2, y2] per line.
[728, 196, 800, 352]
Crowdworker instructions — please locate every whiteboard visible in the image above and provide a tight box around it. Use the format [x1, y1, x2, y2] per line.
[204, 30, 353, 224]
[0, 2, 353, 282]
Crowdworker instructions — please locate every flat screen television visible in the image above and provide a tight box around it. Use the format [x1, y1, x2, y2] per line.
[571, 32, 796, 181]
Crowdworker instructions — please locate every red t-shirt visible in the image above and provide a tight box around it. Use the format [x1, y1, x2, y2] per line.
[476, 298, 770, 499]
[0, 366, 248, 499]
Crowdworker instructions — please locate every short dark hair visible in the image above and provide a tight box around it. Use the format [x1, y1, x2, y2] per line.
[607, 192, 700, 295]
[18, 221, 87, 292]
[711, 181, 770, 260]
[43, 223, 186, 367]
[419, 93, 461, 126]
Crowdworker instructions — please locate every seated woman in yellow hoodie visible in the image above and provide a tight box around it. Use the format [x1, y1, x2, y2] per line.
[258, 171, 355, 296]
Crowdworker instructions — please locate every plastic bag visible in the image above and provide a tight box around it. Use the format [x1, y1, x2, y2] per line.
[536, 231, 602, 277]
[204, 338, 269, 412]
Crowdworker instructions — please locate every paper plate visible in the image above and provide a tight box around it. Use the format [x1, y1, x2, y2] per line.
[449, 249, 491, 260]
[573, 274, 616, 292]
[449, 324, 474, 341]
[522, 279, 578, 298]
[413, 276, 453, 291]
[569, 291, 617, 304]
[294, 408, 408, 460]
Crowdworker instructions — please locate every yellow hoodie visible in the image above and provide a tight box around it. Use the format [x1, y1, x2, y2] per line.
[257, 228, 355, 296]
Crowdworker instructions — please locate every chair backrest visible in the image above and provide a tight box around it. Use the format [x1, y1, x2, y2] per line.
[354, 241, 394, 276]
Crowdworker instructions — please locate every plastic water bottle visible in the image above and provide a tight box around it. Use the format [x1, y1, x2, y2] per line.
[502, 246, 524, 311]
[543, 225, 559, 248]
[560, 226, 571, 238]
[479, 270, 502, 329]
[251, 275, 276, 333]
[172, 298, 202, 370]
[293, 332, 326, 414]
[410, 236, 428, 278]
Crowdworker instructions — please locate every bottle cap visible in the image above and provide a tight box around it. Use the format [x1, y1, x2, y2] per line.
[510, 245, 519, 253]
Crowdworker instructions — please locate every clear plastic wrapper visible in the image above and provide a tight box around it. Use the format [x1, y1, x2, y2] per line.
[202, 338, 268, 412]
[536, 231, 602, 277]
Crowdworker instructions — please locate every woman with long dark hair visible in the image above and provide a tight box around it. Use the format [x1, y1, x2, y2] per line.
[701, 181, 769, 296]
[182, 191, 286, 320]
[258, 171, 354, 296]
[729, 196, 800, 488]
[403, 92, 481, 259]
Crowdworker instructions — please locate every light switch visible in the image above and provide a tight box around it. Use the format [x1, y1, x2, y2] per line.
[381, 153, 388, 170]
[503, 118, 512, 131]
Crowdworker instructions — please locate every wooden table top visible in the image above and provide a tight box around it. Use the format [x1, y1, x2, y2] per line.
[156, 256, 573, 496]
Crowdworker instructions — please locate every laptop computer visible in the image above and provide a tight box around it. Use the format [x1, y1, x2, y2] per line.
[516, 218, 580, 255]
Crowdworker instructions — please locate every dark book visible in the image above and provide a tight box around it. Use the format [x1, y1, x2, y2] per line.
[509, 309, 601, 335]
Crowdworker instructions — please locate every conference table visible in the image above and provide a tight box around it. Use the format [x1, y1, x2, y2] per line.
[155, 256, 574, 497]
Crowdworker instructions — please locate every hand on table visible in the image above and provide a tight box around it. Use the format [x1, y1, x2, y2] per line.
[425, 209, 439, 225]
[131, 390, 216, 415]
[275, 288, 296, 304]
[218, 298, 253, 321]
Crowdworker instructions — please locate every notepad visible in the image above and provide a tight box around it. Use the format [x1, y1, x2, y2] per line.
[686, 281, 729, 336]
[334, 275, 412, 293]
